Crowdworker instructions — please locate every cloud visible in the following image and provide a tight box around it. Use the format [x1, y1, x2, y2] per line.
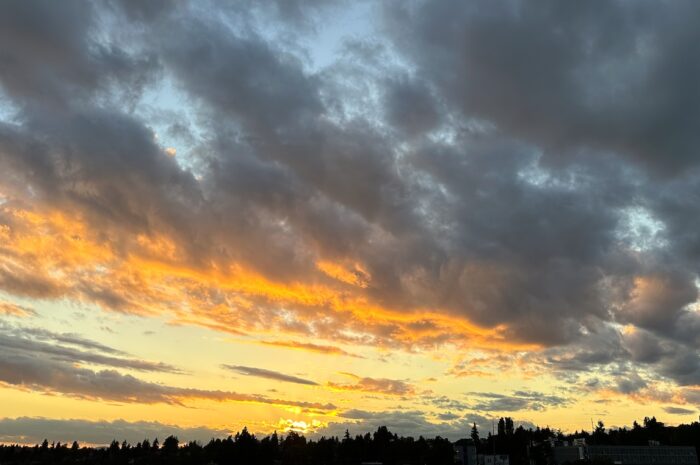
[0, 0, 628, 353]
[656, 350, 700, 386]
[384, 0, 700, 175]
[258, 340, 364, 359]
[222, 365, 318, 386]
[0, 324, 334, 410]
[0, 0, 158, 109]
[662, 406, 696, 416]
[0, 417, 228, 446]
[615, 272, 698, 334]
[157, 12, 322, 135]
[468, 391, 570, 412]
[0, 322, 179, 374]
[1, 0, 700, 418]
[0, 300, 35, 317]
[327, 373, 416, 396]
[536, 323, 700, 389]
[436, 412, 460, 421]
[615, 373, 649, 395]
[621, 328, 668, 364]
[0, 350, 334, 410]
[422, 395, 471, 412]
[383, 74, 441, 136]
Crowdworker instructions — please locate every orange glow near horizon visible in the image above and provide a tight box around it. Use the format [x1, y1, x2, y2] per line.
[0, 202, 696, 441]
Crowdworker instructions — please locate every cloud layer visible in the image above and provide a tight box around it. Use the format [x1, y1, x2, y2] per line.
[0, 417, 227, 446]
[1, 0, 700, 439]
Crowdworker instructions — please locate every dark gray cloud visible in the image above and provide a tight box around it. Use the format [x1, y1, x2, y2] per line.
[16, 326, 128, 356]
[422, 395, 470, 412]
[383, 75, 441, 136]
[436, 412, 460, 421]
[657, 350, 700, 386]
[662, 406, 696, 416]
[537, 323, 700, 389]
[615, 270, 698, 335]
[0, 322, 179, 373]
[158, 14, 322, 135]
[223, 365, 318, 386]
[615, 373, 648, 395]
[0, 0, 158, 109]
[621, 329, 668, 364]
[383, 0, 700, 175]
[0, 417, 227, 446]
[468, 391, 570, 412]
[109, 0, 177, 23]
[0, 334, 179, 374]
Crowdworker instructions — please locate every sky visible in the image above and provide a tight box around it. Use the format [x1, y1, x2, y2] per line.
[1, 0, 700, 446]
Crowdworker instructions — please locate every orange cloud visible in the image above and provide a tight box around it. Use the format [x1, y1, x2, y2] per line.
[316, 260, 370, 288]
[0, 300, 35, 317]
[0, 203, 536, 357]
[258, 340, 364, 358]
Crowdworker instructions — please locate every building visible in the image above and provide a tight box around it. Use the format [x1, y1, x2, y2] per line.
[455, 444, 477, 465]
[553, 446, 586, 464]
[587, 446, 698, 465]
[553, 445, 698, 465]
[478, 454, 510, 465]
[454, 445, 508, 465]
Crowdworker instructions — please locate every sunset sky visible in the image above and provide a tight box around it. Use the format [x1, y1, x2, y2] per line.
[2, 0, 700, 445]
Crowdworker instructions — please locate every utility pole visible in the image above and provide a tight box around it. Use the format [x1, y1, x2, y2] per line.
[492, 419, 496, 456]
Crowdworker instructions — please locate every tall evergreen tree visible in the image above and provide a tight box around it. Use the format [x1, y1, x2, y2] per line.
[471, 423, 480, 443]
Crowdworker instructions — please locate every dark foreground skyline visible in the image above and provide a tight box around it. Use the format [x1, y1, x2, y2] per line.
[1, 416, 699, 465]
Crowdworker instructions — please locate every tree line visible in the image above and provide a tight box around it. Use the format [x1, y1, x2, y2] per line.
[461, 416, 700, 465]
[0, 417, 698, 465]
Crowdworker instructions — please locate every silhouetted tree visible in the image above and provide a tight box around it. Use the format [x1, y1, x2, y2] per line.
[498, 418, 506, 437]
[593, 421, 607, 444]
[163, 435, 179, 454]
[506, 417, 515, 436]
[471, 422, 480, 443]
